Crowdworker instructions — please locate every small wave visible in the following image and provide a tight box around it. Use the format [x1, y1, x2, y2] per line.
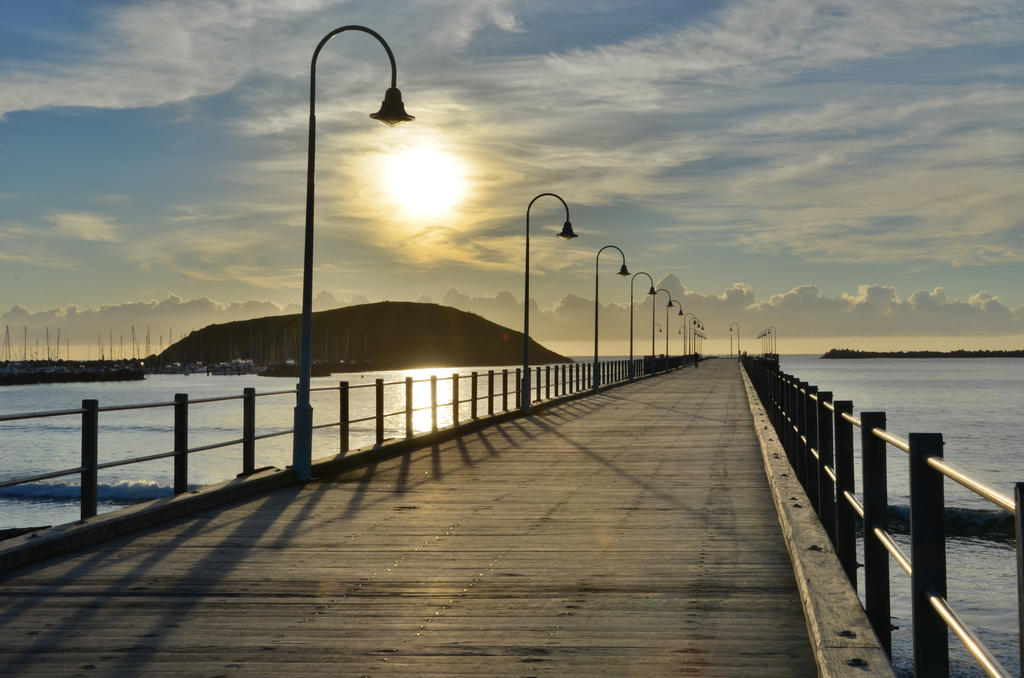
[888, 505, 1016, 542]
[0, 480, 174, 503]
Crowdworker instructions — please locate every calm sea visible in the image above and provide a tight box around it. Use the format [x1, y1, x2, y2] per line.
[1, 356, 1021, 676]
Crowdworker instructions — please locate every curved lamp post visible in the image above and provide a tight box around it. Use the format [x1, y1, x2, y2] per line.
[522, 193, 578, 414]
[628, 272, 656, 380]
[593, 246, 629, 390]
[730, 322, 740, 359]
[293, 26, 414, 481]
[681, 311, 695, 359]
[655, 289, 674, 366]
[769, 325, 778, 356]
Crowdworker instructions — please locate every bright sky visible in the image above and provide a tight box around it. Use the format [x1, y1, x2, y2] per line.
[2, 0, 1023, 359]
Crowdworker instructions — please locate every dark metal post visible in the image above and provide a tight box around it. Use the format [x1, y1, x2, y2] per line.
[502, 369, 508, 411]
[471, 372, 478, 419]
[452, 374, 460, 426]
[81, 399, 99, 520]
[860, 411, 891, 656]
[375, 378, 384, 445]
[243, 387, 256, 475]
[1015, 483, 1024, 676]
[816, 391, 836, 545]
[834, 401, 857, 586]
[909, 433, 948, 677]
[487, 370, 494, 415]
[545, 365, 551, 400]
[515, 368, 521, 410]
[430, 375, 438, 432]
[405, 376, 414, 438]
[535, 366, 541, 403]
[805, 384, 820, 511]
[174, 393, 188, 495]
[339, 381, 349, 453]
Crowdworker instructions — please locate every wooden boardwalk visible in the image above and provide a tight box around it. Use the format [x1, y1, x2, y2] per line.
[0, 359, 817, 677]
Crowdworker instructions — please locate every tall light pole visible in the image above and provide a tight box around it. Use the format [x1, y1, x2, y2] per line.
[593, 246, 629, 390]
[294, 26, 414, 482]
[730, 322, 740, 360]
[628, 272, 656, 380]
[655, 289, 674, 368]
[681, 312, 695, 359]
[522, 193, 578, 414]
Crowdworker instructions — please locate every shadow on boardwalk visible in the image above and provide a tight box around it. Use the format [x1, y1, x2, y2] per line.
[0, 360, 818, 677]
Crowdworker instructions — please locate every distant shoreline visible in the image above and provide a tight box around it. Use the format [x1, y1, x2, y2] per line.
[821, 348, 1024, 359]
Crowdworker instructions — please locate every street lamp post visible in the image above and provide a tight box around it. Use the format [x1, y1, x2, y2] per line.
[681, 312, 695, 360]
[730, 322, 740, 360]
[593, 246, 629, 390]
[294, 25, 414, 482]
[628, 272, 656, 380]
[655, 289, 674, 371]
[522, 193, 578, 415]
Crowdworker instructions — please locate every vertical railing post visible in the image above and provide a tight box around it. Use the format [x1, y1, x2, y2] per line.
[805, 384, 820, 512]
[816, 391, 836, 546]
[515, 368, 521, 411]
[909, 433, 948, 677]
[243, 387, 256, 475]
[502, 369, 509, 411]
[471, 372, 479, 419]
[81, 399, 99, 520]
[1015, 482, 1024, 676]
[339, 381, 349, 453]
[430, 375, 438, 432]
[375, 378, 384, 445]
[545, 365, 551, 400]
[535, 366, 541, 403]
[860, 411, 891, 656]
[834, 400, 857, 586]
[405, 376, 414, 438]
[452, 374, 460, 426]
[174, 393, 188, 495]
[487, 370, 495, 416]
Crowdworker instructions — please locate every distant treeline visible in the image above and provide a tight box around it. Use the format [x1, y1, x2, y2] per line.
[821, 348, 1024, 359]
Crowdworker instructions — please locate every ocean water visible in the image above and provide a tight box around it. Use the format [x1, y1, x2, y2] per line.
[1, 357, 1021, 676]
[780, 355, 1023, 678]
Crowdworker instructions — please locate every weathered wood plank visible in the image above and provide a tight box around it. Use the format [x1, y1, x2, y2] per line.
[0, 361, 824, 676]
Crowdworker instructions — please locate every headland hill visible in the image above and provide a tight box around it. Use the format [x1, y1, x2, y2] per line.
[821, 348, 1024, 359]
[0, 302, 571, 385]
[158, 300, 571, 377]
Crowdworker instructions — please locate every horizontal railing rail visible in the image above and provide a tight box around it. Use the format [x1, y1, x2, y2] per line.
[743, 356, 1021, 678]
[1, 355, 694, 525]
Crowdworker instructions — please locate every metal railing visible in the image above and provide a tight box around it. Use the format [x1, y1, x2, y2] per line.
[743, 356, 1022, 678]
[1, 356, 693, 525]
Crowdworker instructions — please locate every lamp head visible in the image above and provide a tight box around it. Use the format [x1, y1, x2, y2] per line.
[557, 221, 578, 240]
[647, 286, 656, 296]
[617, 263, 629, 277]
[369, 87, 415, 126]
[677, 307, 684, 316]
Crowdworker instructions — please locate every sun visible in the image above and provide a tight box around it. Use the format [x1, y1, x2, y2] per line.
[385, 147, 466, 218]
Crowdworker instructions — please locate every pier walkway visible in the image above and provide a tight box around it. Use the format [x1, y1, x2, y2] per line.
[1, 360, 823, 676]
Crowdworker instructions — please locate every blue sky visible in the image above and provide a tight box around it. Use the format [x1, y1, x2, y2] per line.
[2, 0, 1023, 358]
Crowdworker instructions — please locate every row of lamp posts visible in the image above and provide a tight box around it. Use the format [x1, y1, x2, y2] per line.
[290, 25, 729, 480]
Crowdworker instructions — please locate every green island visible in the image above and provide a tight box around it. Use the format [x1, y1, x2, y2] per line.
[821, 348, 1024, 359]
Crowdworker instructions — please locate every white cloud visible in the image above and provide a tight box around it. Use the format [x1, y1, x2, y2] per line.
[48, 212, 120, 242]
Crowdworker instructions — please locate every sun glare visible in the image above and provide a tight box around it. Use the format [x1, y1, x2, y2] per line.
[386, 148, 466, 218]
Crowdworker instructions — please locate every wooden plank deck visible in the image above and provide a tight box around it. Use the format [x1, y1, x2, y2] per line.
[0, 359, 817, 677]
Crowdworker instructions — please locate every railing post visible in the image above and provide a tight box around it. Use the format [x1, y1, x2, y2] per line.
[471, 372, 478, 419]
[430, 375, 438, 432]
[487, 370, 494, 416]
[909, 433, 948, 677]
[452, 374, 460, 426]
[834, 400, 857, 586]
[174, 393, 188, 495]
[804, 384, 820, 512]
[535, 366, 541, 403]
[375, 378, 384, 445]
[545, 365, 551, 400]
[502, 369, 508, 411]
[515, 368, 521, 410]
[81, 399, 99, 520]
[1015, 482, 1024, 676]
[860, 411, 891, 656]
[405, 376, 414, 438]
[339, 381, 349, 453]
[243, 387, 256, 475]
[816, 391, 836, 546]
